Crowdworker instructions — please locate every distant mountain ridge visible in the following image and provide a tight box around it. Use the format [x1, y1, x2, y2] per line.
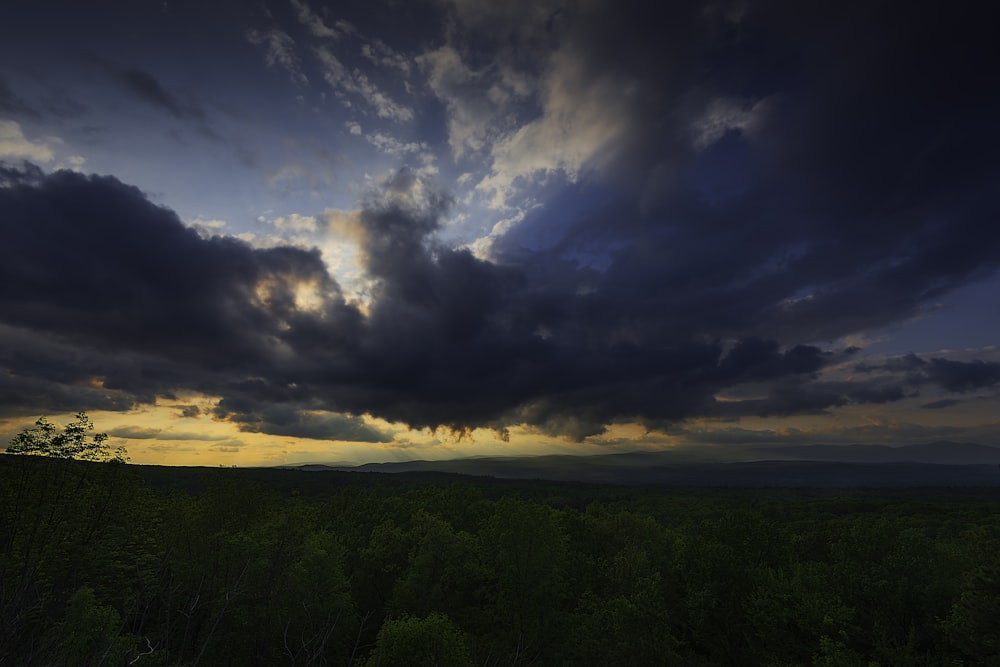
[287, 442, 1000, 487]
[751, 441, 1000, 464]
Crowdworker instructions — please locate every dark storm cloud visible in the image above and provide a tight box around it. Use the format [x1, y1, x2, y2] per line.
[0, 164, 362, 416]
[0, 167, 360, 360]
[0, 164, 833, 439]
[702, 376, 914, 421]
[0, 320, 156, 417]
[925, 359, 1000, 393]
[0, 369, 137, 418]
[491, 0, 1000, 347]
[855, 354, 1000, 393]
[178, 405, 201, 418]
[716, 338, 827, 381]
[214, 399, 392, 443]
[2, 0, 1000, 442]
[1, 157, 997, 441]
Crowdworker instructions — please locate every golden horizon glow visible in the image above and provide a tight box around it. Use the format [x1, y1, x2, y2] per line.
[1, 388, 998, 468]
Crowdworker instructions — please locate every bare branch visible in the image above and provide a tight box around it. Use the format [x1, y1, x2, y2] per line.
[129, 636, 156, 665]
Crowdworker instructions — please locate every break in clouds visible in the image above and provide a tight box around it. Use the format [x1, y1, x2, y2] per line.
[1, 0, 999, 442]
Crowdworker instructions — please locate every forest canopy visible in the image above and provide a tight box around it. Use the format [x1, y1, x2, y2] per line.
[1, 453, 999, 665]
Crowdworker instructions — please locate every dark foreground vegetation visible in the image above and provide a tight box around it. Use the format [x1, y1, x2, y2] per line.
[2, 454, 999, 666]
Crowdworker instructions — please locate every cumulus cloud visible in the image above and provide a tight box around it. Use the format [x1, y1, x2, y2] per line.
[476, 47, 632, 207]
[315, 47, 413, 121]
[417, 46, 529, 159]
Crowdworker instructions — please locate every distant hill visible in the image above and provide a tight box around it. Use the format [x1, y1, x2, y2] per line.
[751, 441, 1000, 465]
[288, 442, 1000, 487]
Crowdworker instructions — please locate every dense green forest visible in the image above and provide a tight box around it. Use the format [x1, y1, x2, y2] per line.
[2, 453, 999, 666]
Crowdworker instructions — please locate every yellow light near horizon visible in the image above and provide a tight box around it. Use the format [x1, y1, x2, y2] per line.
[21, 388, 992, 469]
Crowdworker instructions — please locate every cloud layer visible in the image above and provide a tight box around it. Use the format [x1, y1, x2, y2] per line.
[1, 0, 999, 446]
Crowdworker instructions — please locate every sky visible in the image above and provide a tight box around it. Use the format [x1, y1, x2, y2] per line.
[1, 0, 1000, 467]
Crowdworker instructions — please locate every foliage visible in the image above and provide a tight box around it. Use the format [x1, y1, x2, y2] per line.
[46, 585, 134, 666]
[366, 613, 470, 667]
[944, 561, 1000, 665]
[6, 412, 128, 463]
[2, 455, 1000, 665]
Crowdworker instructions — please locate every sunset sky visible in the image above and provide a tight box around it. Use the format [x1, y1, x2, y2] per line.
[2, 0, 999, 466]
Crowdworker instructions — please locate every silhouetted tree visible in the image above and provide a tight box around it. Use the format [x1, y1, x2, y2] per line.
[5, 412, 128, 463]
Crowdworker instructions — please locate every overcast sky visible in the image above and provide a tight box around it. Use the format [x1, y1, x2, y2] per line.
[2, 0, 999, 465]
